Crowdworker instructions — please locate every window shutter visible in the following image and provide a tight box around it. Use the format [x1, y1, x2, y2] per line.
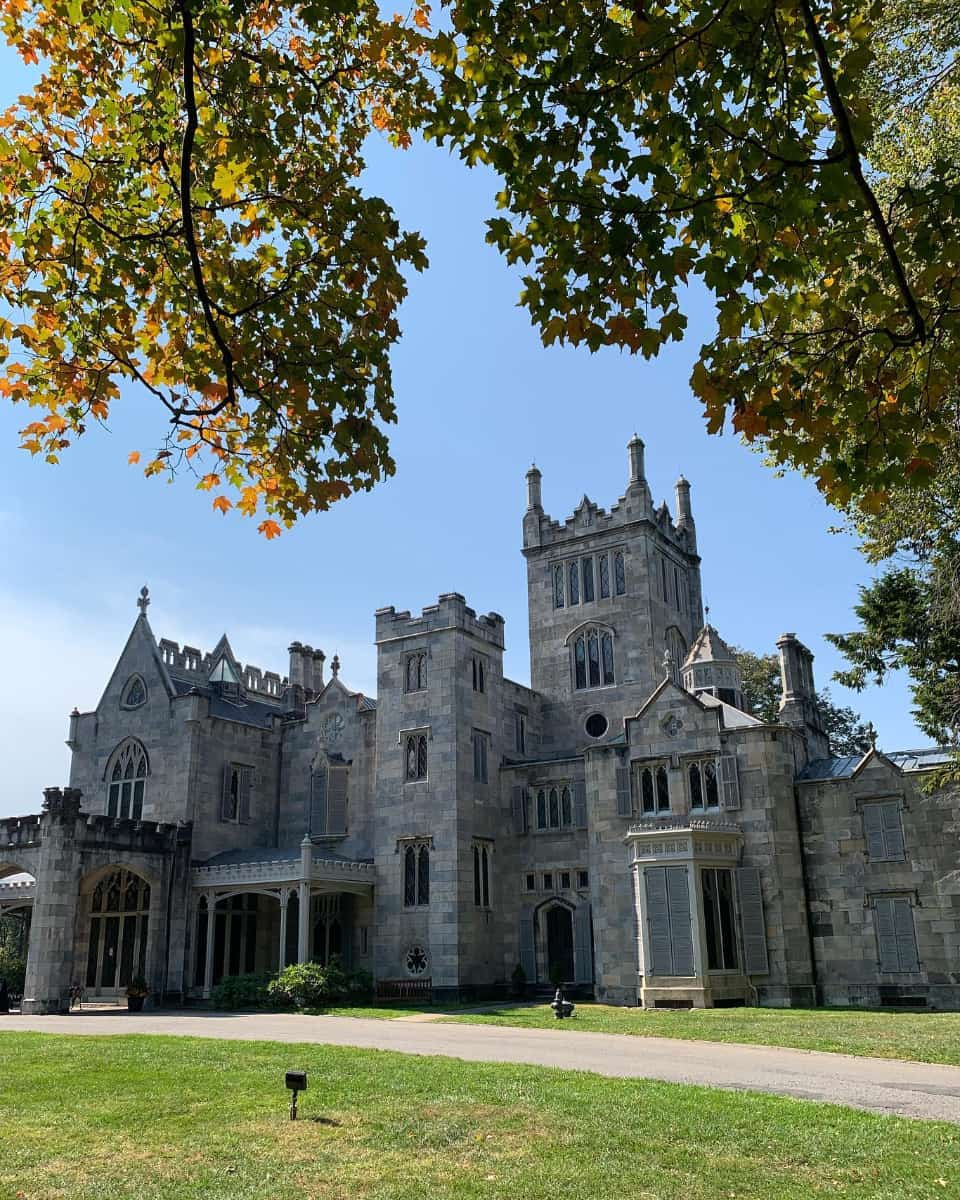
[893, 898, 919, 972]
[881, 802, 906, 861]
[863, 804, 886, 860]
[644, 868, 673, 975]
[238, 768, 251, 824]
[519, 911, 536, 981]
[220, 764, 233, 821]
[736, 866, 769, 975]
[666, 866, 695, 976]
[311, 766, 328, 835]
[719, 755, 741, 810]
[512, 786, 528, 835]
[874, 897, 900, 972]
[616, 766, 632, 817]
[573, 903, 593, 983]
[573, 781, 587, 829]
[327, 764, 349, 835]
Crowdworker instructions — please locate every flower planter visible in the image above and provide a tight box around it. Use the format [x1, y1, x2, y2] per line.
[127, 995, 145, 1013]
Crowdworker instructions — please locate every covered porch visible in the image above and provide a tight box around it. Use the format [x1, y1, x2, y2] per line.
[189, 838, 375, 997]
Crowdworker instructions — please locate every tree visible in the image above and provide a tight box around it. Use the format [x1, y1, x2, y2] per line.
[0, 0, 432, 533]
[428, 1, 960, 512]
[732, 646, 873, 754]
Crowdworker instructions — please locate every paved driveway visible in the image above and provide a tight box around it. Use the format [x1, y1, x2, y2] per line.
[3, 1009, 960, 1123]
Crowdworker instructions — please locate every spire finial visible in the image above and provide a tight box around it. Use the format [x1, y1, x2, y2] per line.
[331, 654, 340, 678]
[137, 585, 150, 616]
[663, 647, 673, 678]
[704, 602, 710, 623]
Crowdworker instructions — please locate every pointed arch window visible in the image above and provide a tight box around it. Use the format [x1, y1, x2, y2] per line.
[106, 740, 149, 819]
[614, 551, 626, 595]
[405, 733, 428, 781]
[638, 762, 671, 815]
[571, 627, 615, 691]
[120, 675, 146, 709]
[405, 652, 427, 693]
[536, 784, 574, 830]
[402, 840, 430, 906]
[473, 842, 492, 908]
[553, 564, 565, 608]
[689, 759, 720, 811]
[568, 561, 580, 606]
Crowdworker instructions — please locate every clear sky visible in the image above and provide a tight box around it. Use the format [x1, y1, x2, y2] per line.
[0, 39, 927, 819]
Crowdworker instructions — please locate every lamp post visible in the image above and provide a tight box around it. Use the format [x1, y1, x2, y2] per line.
[285, 1070, 308, 1120]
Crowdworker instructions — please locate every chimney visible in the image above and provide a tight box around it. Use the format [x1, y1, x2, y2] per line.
[777, 633, 829, 760]
[628, 434, 645, 486]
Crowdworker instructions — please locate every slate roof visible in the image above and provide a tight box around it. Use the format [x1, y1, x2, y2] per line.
[698, 692, 761, 728]
[798, 748, 953, 781]
[683, 624, 738, 669]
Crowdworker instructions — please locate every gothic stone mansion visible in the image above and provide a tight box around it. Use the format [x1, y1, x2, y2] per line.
[4, 438, 960, 1012]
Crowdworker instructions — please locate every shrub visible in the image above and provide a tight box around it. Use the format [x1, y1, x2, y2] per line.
[0, 946, 26, 994]
[267, 958, 373, 1009]
[210, 972, 275, 1010]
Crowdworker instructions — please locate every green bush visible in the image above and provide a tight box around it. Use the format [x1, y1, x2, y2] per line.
[267, 958, 373, 1009]
[209, 973, 275, 1010]
[0, 946, 26, 994]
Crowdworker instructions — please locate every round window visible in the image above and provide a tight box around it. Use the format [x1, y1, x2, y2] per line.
[585, 713, 608, 738]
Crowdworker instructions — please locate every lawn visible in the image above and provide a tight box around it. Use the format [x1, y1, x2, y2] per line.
[436, 1003, 960, 1066]
[1, 1033, 958, 1200]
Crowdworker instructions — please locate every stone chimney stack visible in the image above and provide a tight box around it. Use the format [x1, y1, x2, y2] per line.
[628, 434, 645, 486]
[526, 464, 542, 512]
[777, 633, 829, 761]
[313, 648, 326, 690]
[674, 474, 697, 551]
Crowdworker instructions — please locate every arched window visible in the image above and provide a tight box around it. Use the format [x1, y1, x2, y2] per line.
[639, 764, 671, 815]
[402, 842, 430, 906]
[554, 564, 565, 608]
[689, 760, 720, 810]
[568, 561, 580, 605]
[106, 740, 149, 820]
[473, 844, 491, 908]
[417, 845, 430, 905]
[536, 785, 574, 830]
[86, 868, 150, 992]
[121, 675, 146, 708]
[572, 627, 615, 690]
[405, 653, 427, 693]
[614, 551, 626, 595]
[666, 628, 687, 685]
[405, 734, 427, 781]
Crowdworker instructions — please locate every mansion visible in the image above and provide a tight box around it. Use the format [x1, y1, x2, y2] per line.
[2, 436, 959, 1012]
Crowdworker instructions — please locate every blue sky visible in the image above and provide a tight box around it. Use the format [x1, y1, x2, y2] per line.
[0, 38, 926, 818]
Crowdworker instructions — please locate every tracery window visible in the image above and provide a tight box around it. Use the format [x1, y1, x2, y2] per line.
[554, 563, 565, 608]
[581, 557, 595, 602]
[106, 740, 149, 820]
[121, 675, 146, 709]
[405, 734, 428, 781]
[473, 843, 491, 908]
[598, 554, 610, 598]
[689, 759, 720, 810]
[86, 868, 150, 991]
[403, 843, 430, 907]
[471, 656, 486, 693]
[536, 785, 573, 830]
[614, 551, 626, 595]
[639, 763, 671, 815]
[568, 560, 580, 606]
[404, 652, 427, 693]
[473, 730, 490, 784]
[573, 628, 615, 690]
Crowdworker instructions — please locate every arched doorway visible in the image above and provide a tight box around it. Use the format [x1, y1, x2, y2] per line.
[85, 869, 150, 996]
[545, 905, 575, 983]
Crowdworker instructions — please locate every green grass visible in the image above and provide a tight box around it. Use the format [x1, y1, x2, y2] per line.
[1, 1033, 958, 1200]
[437, 1003, 960, 1065]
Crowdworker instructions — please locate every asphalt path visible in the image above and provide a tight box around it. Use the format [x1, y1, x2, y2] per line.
[3, 1009, 960, 1123]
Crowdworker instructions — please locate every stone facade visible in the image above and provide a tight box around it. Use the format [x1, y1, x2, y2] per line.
[3, 439, 959, 1011]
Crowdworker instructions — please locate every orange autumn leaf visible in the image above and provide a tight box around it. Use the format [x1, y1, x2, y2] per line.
[212, 495, 233, 514]
[128, 450, 141, 465]
[258, 518, 282, 539]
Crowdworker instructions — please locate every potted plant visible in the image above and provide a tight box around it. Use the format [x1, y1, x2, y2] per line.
[125, 975, 149, 1012]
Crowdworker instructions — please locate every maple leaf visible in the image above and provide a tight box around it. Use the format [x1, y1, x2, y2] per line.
[212, 495, 233, 514]
[128, 450, 141, 465]
[258, 519, 282, 539]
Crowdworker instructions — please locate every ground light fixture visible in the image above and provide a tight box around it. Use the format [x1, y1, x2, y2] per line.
[285, 1070, 308, 1120]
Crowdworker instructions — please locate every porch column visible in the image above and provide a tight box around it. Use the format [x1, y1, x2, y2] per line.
[297, 835, 311, 964]
[203, 892, 216, 998]
[278, 888, 289, 972]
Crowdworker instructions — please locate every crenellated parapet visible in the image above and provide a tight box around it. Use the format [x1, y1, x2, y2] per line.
[157, 637, 286, 698]
[375, 592, 506, 650]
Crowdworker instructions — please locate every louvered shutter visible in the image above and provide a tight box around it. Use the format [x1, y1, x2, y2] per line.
[512, 786, 528, 835]
[311, 765, 328, 835]
[719, 755, 741, 810]
[519, 911, 536, 981]
[238, 768, 251, 823]
[573, 903, 593, 983]
[893, 898, 919, 972]
[644, 868, 673, 975]
[874, 897, 899, 972]
[327, 764, 349, 835]
[737, 866, 769, 975]
[573, 780, 587, 828]
[616, 766, 632, 816]
[220, 763, 233, 821]
[666, 866, 695, 976]
[881, 803, 906, 861]
[863, 804, 886, 860]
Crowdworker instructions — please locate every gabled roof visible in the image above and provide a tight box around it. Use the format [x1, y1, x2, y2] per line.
[698, 692, 761, 728]
[798, 746, 951, 782]
[683, 623, 738, 669]
[208, 655, 241, 685]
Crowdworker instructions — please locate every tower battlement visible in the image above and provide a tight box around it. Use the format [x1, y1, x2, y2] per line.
[156, 637, 286, 698]
[375, 592, 505, 649]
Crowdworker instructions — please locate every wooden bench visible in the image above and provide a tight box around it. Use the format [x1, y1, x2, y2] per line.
[375, 978, 433, 1004]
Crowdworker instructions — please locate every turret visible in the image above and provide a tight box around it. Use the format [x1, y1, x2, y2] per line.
[526, 464, 542, 511]
[682, 623, 745, 710]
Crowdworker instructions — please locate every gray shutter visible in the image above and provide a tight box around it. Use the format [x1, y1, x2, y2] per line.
[573, 780, 587, 828]
[220, 763, 233, 821]
[874, 897, 899, 972]
[893, 898, 919, 972]
[644, 868, 673, 975]
[512, 786, 528, 835]
[882, 802, 906, 861]
[327, 765, 349, 835]
[519, 910, 536, 981]
[737, 866, 769, 975]
[311, 765, 328, 835]
[616, 766, 632, 817]
[666, 866, 695, 976]
[719, 755, 741, 810]
[573, 903, 593, 983]
[238, 768, 251, 823]
[863, 804, 886, 860]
